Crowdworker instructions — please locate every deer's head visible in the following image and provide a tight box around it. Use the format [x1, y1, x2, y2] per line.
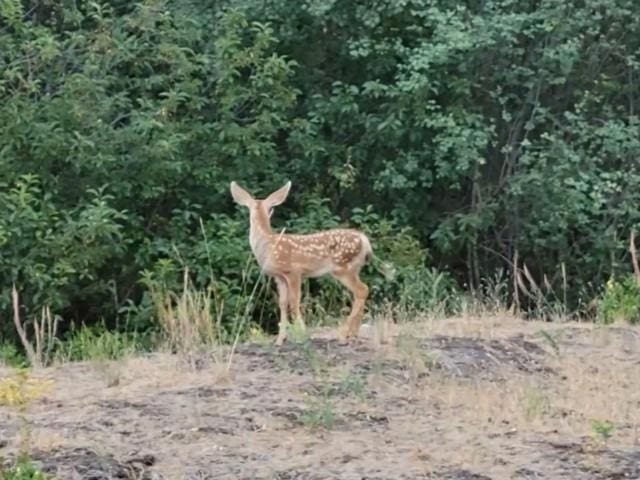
[230, 181, 291, 231]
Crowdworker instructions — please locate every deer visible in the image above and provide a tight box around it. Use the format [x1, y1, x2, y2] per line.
[230, 180, 372, 346]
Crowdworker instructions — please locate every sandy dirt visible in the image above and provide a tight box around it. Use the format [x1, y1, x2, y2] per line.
[1, 315, 640, 479]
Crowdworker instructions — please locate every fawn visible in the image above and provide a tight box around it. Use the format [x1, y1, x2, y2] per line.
[230, 181, 372, 345]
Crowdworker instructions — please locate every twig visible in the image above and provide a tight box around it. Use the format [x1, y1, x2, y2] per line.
[11, 285, 59, 367]
[561, 262, 567, 314]
[512, 249, 520, 314]
[630, 230, 640, 286]
[12, 285, 38, 367]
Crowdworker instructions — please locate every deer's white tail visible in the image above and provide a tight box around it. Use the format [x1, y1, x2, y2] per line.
[360, 233, 373, 261]
[361, 233, 396, 280]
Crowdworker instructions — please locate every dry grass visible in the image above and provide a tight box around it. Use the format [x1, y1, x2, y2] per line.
[150, 269, 221, 354]
[146, 268, 250, 380]
[1, 314, 639, 479]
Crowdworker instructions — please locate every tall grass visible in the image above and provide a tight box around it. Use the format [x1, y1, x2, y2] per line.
[148, 268, 221, 353]
[55, 323, 148, 362]
[143, 218, 272, 372]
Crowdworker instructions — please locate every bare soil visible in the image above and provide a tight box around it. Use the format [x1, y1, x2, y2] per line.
[1, 315, 640, 479]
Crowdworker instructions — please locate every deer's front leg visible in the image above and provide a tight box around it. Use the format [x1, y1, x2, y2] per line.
[274, 276, 289, 346]
[286, 273, 305, 331]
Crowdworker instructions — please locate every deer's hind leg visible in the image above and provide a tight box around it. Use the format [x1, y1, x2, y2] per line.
[332, 269, 369, 341]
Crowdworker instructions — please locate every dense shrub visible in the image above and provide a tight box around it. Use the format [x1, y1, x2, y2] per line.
[598, 276, 640, 325]
[2, 0, 640, 342]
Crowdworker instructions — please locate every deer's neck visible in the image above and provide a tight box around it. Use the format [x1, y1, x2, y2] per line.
[249, 210, 273, 267]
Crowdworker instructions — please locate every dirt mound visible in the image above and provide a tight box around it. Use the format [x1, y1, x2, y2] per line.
[241, 469, 491, 480]
[236, 333, 551, 381]
[32, 448, 156, 479]
[530, 440, 640, 479]
[420, 334, 552, 379]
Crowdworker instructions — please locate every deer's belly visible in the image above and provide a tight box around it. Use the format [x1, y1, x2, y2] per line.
[261, 256, 334, 278]
[304, 263, 334, 278]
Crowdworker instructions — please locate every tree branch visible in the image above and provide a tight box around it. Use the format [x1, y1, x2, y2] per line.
[630, 231, 640, 286]
[12, 285, 38, 367]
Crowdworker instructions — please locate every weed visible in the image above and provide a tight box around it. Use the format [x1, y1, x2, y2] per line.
[300, 386, 338, 431]
[590, 419, 615, 444]
[142, 255, 266, 373]
[520, 387, 549, 421]
[56, 324, 146, 362]
[399, 267, 459, 317]
[338, 372, 366, 400]
[395, 334, 436, 384]
[476, 269, 511, 314]
[0, 370, 53, 409]
[246, 324, 271, 344]
[0, 454, 49, 479]
[0, 369, 53, 478]
[536, 329, 561, 355]
[287, 322, 310, 343]
[300, 340, 328, 379]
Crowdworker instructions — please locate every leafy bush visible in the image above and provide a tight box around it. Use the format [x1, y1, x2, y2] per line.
[0, 175, 125, 338]
[0, 455, 48, 480]
[351, 206, 460, 314]
[0, 343, 28, 368]
[2, 0, 640, 340]
[597, 276, 640, 325]
[137, 213, 272, 335]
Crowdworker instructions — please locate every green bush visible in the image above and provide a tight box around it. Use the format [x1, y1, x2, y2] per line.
[2, 0, 640, 340]
[598, 275, 640, 325]
[0, 455, 48, 480]
[0, 175, 124, 338]
[0, 343, 28, 369]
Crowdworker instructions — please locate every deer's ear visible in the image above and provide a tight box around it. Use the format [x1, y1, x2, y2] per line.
[230, 181, 254, 207]
[265, 181, 291, 208]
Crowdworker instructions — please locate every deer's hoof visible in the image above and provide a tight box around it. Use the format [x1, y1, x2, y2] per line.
[336, 329, 352, 345]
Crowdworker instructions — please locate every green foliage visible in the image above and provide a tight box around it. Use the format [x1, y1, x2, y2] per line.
[56, 324, 149, 362]
[300, 339, 329, 379]
[597, 276, 640, 325]
[337, 372, 366, 401]
[521, 387, 550, 421]
[590, 419, 615, 444]
[0, 370, 53, 480]
[0, 175, 124, 326]
[300, 399, 337, 431]
[137, 216, 271, 339]
[351, 206, 459, 313]
[300, 384, 338, 431]
[0, 343, 28, 368]
[2, 0, 640, 341]
[0, 455, 48, 480]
